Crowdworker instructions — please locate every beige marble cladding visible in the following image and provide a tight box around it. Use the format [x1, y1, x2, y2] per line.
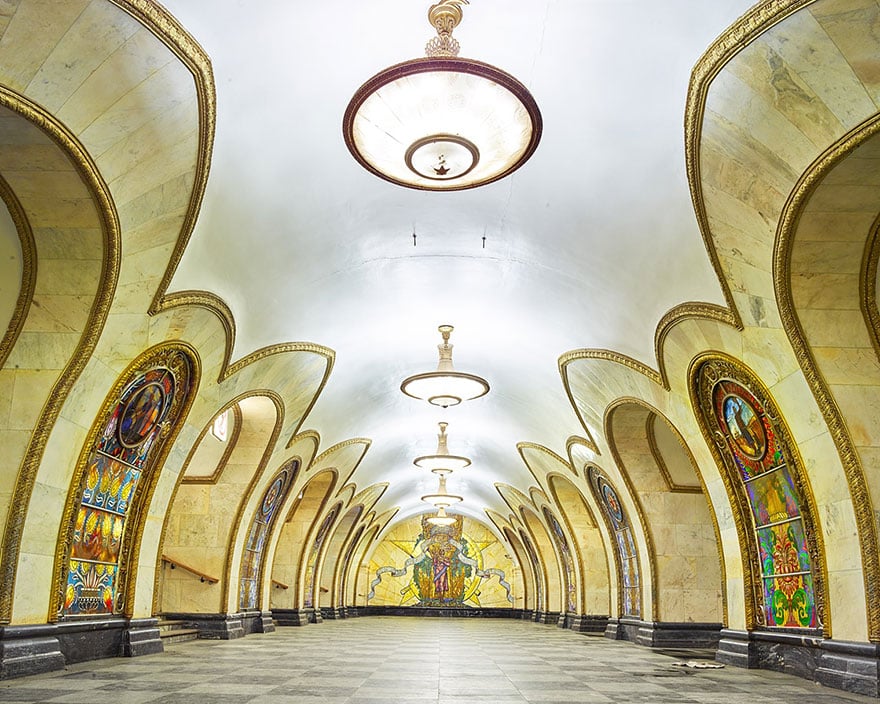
[160, 395, 279, 614]
[606, 402, 722, 623]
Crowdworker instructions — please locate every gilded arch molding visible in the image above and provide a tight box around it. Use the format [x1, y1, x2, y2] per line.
[774, 114, 880, 640]
[49, 341, 201, 620]
[0, 173, 35, 369]
[0, 87, 121, 624]
[689, 351, 830, 636]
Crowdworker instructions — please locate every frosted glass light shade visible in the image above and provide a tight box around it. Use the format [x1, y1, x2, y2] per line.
[414, 421, 471, 472]
[344, 58, 541, 191]
[427, 506, 458, 526]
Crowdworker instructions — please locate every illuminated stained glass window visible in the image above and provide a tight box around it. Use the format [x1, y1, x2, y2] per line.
[543, 507, 576, 613]
[303, 505, 340, 608]
[587, 466, 640, 618]
[239, 459, 299, 610]
[63, 348, 194, 616]
[707, 375, 820, 629]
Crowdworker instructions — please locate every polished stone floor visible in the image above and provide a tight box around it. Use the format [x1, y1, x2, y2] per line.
[0, 617, 874, 703]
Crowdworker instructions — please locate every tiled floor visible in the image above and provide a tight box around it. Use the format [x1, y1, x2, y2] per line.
[0, 617, 875, 703]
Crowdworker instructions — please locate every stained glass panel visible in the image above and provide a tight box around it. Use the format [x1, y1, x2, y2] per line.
[588, 467, 640, 618]
[238, 461, 297, 609]
[63, 353, 192, 617]
[746, 466, 799, 527]
[704, 372, 821, 631]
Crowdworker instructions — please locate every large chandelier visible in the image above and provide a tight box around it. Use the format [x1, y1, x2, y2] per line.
[427, 505, 457, 526]
[421, 474, 463, 506]
[401, 325, 489, 407]
[414, 422, 471, 473]
[343, 0, 542, 191]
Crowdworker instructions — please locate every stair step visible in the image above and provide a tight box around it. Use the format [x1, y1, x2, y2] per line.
[159, 628, 200, 644]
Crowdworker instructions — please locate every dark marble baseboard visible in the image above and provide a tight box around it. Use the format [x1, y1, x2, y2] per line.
[359, 605, 523, 618]
[569, 614, 609, 633]
[717, 629, 879, 697]
[0, 617, 164, 679]
[271, 608, 311, 626]
[604, 618, 722, 649]
[161, 612, 245, 640]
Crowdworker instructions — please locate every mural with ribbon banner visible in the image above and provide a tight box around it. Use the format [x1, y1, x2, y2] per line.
[368, 515, 516, 608]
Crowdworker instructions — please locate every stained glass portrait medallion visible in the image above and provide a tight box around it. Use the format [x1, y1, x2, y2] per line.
[721, 393, 766, 461]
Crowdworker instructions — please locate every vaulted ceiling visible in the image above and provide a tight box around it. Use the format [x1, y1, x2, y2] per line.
[158, 0, 753, 523]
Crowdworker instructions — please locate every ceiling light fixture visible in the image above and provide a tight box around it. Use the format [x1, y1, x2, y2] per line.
[421, 474, 463, 507]
[401, 325, 489, 407]
[427, 505, 458, 526]
[343, 0, 542, 191]
[414, 422, 471, 474]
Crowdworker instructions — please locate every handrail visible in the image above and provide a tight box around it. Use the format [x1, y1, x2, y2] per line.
[161, 554, 219, 584]
[272, 579, 289, 590]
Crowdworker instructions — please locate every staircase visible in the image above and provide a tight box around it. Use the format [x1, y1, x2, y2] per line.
[157, 619, 200, 645]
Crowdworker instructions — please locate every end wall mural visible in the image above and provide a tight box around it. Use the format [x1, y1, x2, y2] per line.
[368, 515, 515, 608]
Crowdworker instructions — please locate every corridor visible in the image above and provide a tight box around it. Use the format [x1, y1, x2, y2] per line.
[0, 618, 872, 703]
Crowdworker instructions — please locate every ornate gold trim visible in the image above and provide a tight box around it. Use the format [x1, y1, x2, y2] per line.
[214, 392, 287, 611]
[0, 88, 121, 624]
[517, 442, 577, 477]
[160, 291, 235, 376]
[566, 434, 599, 458]
[581, 462, 643, 619]
[654, 302, 741, 388]
[329, 504, 365, 608]
[350, 482, 390, 515]
[107, 1, 218, 326]
[774, 116, 880, 640]
[645, 412, 703, 494]
[689, 352, 829, 636]
[684, 0, 817, 333]
[291, 470, 340, 607]
[860, 212, 880, 364]
[49, 342, 200, 620]
[0, 173, 36, 369]
[308, 438, 371, 474]
[179, 403, 243, 485]
[603, 400, 658, 620]
[559, 349, 660, 445]
[287, 428, 321, 452]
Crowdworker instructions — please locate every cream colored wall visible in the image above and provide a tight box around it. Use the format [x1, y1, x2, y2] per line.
[269, 470, 334, 610]
[607, 404, 721, 623]
[160, 396, 277, 613]
[0, 199, 21, 338]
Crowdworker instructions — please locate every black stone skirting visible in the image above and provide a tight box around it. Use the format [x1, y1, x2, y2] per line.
[161, 610, 275, 639]
[358, 605, 525, 618]
[717, 628, 880, 697]
[0, 617, 162, 679]
[604, 618, 723, 649]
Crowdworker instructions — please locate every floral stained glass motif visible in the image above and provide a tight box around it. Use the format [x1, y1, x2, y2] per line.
[64, 359, 191, 616]
[711, 378, 819, 629]
[544, 507, 576, 613]
[239, 460, 299, 610]
[587, 467, 640, 618]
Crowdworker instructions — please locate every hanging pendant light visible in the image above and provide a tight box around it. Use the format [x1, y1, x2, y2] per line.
[414, 422, 471, 473]
[421, 474, 463, 506]
[427, 505, 458, 526]
[401, 325, 489, 407]
[343, 0, 542, 191]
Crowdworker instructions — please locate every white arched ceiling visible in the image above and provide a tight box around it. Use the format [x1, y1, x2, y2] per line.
[163, 1, 753, 522]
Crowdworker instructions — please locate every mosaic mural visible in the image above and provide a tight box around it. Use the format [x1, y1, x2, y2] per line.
[303, 504, 340, 608]
[368, 515, 514, 608]
[239, 459, 299, 609]
[543, 507, 576, 613]
[587, 466, 640, 618]
[709, 377, 819, 629]
[64, 351, 194, 616]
